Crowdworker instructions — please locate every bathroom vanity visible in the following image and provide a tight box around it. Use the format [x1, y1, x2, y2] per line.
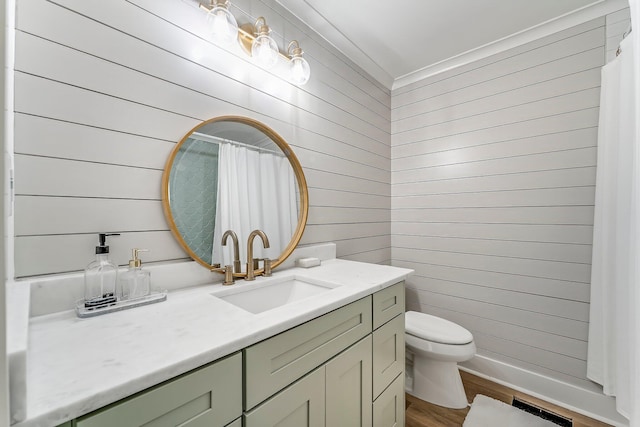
[10, 255, 411, 427]
[6, 117, 413, 426]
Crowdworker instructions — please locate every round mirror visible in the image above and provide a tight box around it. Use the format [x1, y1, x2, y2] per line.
[162, 116, 308, 276]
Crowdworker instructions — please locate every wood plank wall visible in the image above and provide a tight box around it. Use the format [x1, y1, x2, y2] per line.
[12, 0, 391, 277]
[391, 15, 620, 391]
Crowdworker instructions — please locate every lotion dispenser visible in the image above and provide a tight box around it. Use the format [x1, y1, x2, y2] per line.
[84, 233, 120, 308]
[120, 248, 151, 300]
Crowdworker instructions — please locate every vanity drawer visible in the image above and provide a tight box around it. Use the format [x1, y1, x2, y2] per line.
[373, 372, 405, 427]
[76, 352, 242, 427]
[244, 296, 372, 409]
[372, 282, 405, 330]
[373, 313, 405, 399]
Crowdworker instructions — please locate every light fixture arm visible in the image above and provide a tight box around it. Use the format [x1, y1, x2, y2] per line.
[287, 40, 303, 58]
[254, 16, 270, 36]
[199, 0, 229, 12]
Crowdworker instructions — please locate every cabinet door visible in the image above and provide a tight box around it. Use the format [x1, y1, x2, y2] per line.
[225, 418, 242, 427]
[373, 314, 405, 399]
[245, 296, 372, 409]
[244, 367, 325, 427]
[373, 373, 405, 427]
[326, 336, 373, 427]
[76, 352, 242, 427]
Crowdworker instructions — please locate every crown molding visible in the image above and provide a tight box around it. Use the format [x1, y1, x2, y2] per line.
[392, 0, 629, 91]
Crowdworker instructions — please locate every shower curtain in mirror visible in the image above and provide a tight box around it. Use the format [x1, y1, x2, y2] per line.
[587, 3, 639, 424]
[212, 143, 297, 267]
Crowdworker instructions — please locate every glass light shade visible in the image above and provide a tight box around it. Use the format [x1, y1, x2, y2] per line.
[289, 56, 310, 85]
[251, 35, 279, 68]
[206, 5, 238, 46]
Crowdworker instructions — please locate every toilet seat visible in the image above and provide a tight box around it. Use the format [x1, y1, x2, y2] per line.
[404, 311, 476, 408]
[405, 311, 473, 345]
[405, 333, 476, 361]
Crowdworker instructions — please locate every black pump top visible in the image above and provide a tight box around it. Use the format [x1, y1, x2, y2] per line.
[96, 233, 120, 254]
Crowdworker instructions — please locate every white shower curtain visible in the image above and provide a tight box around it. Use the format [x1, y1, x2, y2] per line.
[212, 143, 297, 267]
[587, 3, 639, 424]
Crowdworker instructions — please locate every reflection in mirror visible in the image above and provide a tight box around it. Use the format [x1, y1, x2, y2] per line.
[168, 137, 220, 265]
[163, 116, 308, 275]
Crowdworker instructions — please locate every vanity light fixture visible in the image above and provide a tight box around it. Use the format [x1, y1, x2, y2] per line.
[203, 0, 239, 46]
[200, 1, 311, 85]
[287, 40, 310, 85]
[248, 17, 279, 69]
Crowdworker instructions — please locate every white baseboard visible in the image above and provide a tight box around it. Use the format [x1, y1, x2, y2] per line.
[460, 354, 629, 426]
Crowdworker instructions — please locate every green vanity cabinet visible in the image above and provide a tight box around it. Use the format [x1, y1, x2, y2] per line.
[74, 352, 242, 427]
[244, 366, 326, 427]
[373, 310, 405, 399]
[245, 335, 374, 427]
[56, 282, 406, 427]
[373, 373, 405, 427]
[372, 282, 404, 330]
[244, 281, 406, 427]
[225, 417, 243, 427]
[325, 335, 374, 426]
[244, 295, 373, 410]
[372, 283, 405, 427]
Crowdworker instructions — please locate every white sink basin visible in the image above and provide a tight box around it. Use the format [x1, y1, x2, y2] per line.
[211, 276, 341, 314]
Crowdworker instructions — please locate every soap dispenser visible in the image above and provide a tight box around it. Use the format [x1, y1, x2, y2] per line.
[84, 233, 120, 309]
[120, 248, 151, 300]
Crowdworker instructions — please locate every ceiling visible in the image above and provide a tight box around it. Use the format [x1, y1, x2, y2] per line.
[275, 0, 605, 88]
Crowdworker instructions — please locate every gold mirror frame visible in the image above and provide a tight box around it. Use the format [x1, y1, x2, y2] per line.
[161, 115, 309, 276]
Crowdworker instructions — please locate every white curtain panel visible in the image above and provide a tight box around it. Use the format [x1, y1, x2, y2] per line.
[587, 3, 639, 424]
[212, 143, 297, 267]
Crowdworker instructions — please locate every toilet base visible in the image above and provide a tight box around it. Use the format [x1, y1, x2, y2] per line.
[408, 356, 468, 409]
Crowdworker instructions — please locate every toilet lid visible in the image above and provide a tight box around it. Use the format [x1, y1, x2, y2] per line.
[405, 311, 473, 345]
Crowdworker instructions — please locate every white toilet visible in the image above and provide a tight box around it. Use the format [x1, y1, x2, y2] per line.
[405, 311, 476, 409]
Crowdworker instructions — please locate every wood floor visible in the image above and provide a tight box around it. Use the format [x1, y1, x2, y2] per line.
[405, 371, 613, 427]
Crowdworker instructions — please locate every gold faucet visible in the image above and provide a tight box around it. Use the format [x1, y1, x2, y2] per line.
[222, 230, 241, 274]
[246, 230, 270, 281]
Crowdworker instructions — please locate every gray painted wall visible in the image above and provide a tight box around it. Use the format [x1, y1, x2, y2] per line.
[12, 0, 391, 278]
[392, 9, 629, 392]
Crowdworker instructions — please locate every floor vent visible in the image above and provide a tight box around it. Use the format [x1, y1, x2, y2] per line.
[511, 397, 573, 426]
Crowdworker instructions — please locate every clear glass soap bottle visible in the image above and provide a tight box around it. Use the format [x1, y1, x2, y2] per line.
[84, 233, 120, 309]
[120, 248, 151, 300]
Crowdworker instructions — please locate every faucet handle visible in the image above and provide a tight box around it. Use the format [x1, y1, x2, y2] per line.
[223, 265, 235, 286]
[245, 261, 255, 281]
[263, 258, 272, 277]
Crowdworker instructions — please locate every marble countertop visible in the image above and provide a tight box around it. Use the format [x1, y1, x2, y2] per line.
[14, 258, 412, 427]
[7, 282, 30, 423]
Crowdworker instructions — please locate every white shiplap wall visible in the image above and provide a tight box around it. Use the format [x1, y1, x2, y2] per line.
[391, 16, 614, 391]
[605, 7, 632, 62]
[12, 0, 391, 277]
